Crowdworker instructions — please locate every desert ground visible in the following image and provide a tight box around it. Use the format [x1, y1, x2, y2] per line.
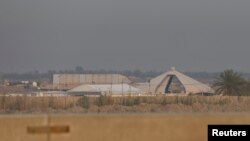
[1, 113, 250, 141]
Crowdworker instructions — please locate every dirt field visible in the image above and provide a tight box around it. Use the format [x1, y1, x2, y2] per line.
[0, 114, 250, 141]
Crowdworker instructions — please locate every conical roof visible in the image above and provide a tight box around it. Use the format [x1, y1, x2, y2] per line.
[150, 67, 214, 94]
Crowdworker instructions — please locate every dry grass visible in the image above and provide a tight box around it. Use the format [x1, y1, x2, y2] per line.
[2, 114, 250, 141]
[0, 95, 250, 114]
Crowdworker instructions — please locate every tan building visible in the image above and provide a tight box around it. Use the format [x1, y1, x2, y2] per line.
[53, 74, 131, 90]
[137, 67, 214, 95]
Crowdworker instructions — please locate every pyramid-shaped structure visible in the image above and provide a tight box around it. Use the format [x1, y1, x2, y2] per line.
[149, 67, 214, 94]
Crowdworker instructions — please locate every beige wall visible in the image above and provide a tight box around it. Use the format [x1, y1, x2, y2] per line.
[53, 74, 131, 90]
[1, 114, 250, 141]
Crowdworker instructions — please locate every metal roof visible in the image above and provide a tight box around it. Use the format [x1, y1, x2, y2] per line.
[68, 84, 141, 94]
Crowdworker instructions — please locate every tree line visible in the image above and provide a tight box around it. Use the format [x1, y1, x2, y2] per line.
[0, 66, 161, 82]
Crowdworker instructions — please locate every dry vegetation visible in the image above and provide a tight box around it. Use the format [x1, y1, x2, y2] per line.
[0, 95, 250, 114]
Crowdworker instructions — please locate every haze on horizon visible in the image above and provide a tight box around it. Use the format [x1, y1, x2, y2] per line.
[1, 0, 250, 73]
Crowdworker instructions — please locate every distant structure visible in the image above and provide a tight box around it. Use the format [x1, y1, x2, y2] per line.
[53, 74, 131, 90]
[136, 67, 214, 95]
[68, 84, 141, 96]
[53, 68, 214, 95]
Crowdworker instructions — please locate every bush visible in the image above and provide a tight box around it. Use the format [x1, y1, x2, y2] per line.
[48, 97, 56, 109]
[218, 98, 228, 105]
[134, 97, 141, 105]
[161, 97, 168, 105]
[0, 96, 6, 110]
[183, 96, 193, 105]
[95, 95, 114, 107]
[122, 97, 134, 106]
[76, 96, 90, 109]
[9, 96, 24, 111]
[121, 97, 141, 106]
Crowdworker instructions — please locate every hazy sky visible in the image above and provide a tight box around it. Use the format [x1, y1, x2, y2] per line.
[1, 0, 250, 73]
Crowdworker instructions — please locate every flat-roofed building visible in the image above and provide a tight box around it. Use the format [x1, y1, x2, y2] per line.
[67, 84, 141, 96]
[53, 74, 131, 90]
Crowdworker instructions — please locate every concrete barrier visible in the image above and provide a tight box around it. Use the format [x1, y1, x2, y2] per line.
[1, 114, 250, 141]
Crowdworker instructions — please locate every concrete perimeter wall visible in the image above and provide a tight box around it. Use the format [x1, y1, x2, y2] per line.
[1, 114, 250, 141]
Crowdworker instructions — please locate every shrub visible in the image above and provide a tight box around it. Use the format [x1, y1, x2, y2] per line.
[9, 96, 23, 111]
[121, 96, 141, 106]
[0, 96, 6, 110]
[134, 97, 141, 105]
[218, 98, 228, 105]
[161, 97, 168, 105]
[184, 96, 193, 105]
[76, 96, 90, 109]
[48, 97, 56, 109]
[95, 95, 114, 107]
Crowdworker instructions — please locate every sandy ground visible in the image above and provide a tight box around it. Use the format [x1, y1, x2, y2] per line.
[0, 113, 250, 141]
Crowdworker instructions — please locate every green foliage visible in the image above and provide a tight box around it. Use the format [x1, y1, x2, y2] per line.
[213, 69, 246, 96]
[76, 96, 90, 109]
